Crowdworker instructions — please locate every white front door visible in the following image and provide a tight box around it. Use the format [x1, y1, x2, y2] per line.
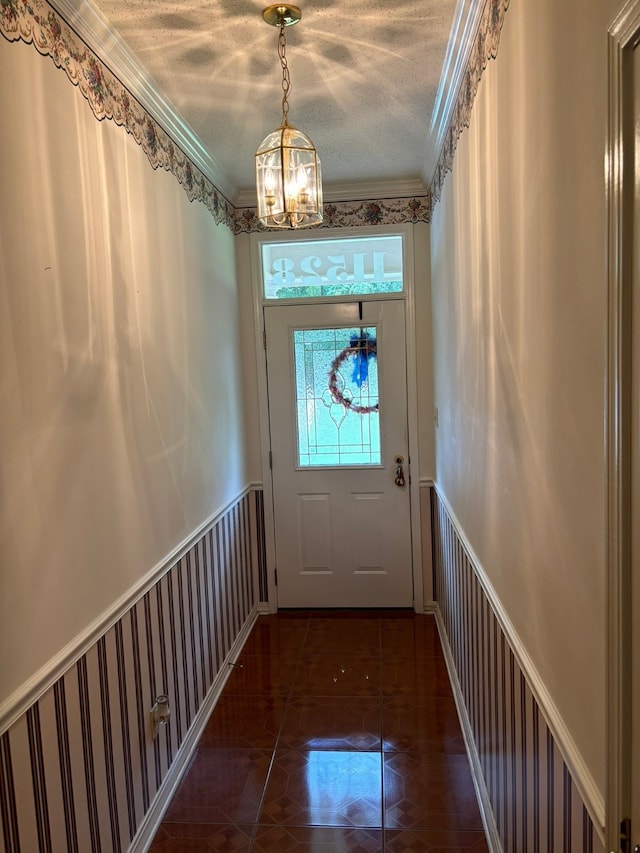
[264, 299, 414, 608]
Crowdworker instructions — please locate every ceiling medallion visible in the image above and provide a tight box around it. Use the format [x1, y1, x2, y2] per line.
[262, 4, 301, 27]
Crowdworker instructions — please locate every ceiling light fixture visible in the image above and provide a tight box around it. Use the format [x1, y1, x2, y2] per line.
[255, 4, 323, 229]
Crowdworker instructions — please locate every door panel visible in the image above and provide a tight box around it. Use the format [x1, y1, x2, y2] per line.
[299, 493, 332, 572]
[264, 300, 413, 608]
[350, 492, 385, 573]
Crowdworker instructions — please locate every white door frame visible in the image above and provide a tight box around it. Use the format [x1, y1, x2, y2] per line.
[607, 2, 640, 849]
[249, 223, 424, 614]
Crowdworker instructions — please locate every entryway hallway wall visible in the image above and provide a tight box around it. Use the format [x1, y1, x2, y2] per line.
[0, 0, 619, 849]
[429, 0, 618, 846]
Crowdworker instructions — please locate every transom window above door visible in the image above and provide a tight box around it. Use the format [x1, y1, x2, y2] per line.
[260, 233, 404, 300]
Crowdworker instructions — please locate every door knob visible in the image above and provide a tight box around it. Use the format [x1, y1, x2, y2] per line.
[394, 455, 406, 487]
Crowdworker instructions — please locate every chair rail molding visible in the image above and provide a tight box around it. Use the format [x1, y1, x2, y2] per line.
[0, 485, 256, 737]
[433, 483, 606, 837]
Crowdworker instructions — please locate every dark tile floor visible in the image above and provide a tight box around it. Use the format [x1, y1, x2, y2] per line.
[150, 610, 489, 852]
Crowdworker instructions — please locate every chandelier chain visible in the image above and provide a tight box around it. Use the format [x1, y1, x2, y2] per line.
[256, 4, 322, 228]
[278, 22, 291, 125]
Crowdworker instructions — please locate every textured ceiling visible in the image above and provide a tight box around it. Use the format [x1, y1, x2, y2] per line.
[90, 0, 458, 201]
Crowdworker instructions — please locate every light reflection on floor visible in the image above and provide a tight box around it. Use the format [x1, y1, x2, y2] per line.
[305, 748, 382, 826]
[151, 609, 489, 851]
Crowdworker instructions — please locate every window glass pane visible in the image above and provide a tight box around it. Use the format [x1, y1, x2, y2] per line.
[262, 234, 403, 299]
[293, 327, 380, 467]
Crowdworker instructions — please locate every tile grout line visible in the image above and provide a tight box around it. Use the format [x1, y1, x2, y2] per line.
[250, 611, 311, 847]
[151, 611, 488, 850]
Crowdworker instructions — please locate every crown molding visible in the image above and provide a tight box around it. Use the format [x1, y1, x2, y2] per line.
[324, 178, 429, 203]
[422, 0, 486, 186]
[29, 0, 489, 222]
[234, 177, 429, 210]
[429, 0, 510, 208]
[48, 0, 237, 202]
[41, 0, 478, 212]
[45, 0, 430, 210]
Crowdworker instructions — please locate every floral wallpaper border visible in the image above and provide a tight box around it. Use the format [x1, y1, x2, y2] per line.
[1, 0, 508, 233]
[429, 0, 511, 207]
[234, 196, 432, 234]
[0, 0, 235, 229]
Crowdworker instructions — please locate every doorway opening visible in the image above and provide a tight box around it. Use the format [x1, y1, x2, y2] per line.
[250, 225, 423, 612]
[606, 2, 640, 848]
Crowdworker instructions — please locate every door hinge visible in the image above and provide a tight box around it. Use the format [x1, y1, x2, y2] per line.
[621, 816, 632, 853]
[269, 450, 273, 470]
[263, 329, 267, 350]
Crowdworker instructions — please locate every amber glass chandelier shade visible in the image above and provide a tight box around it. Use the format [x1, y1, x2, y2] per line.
[255, 124, 323, 229]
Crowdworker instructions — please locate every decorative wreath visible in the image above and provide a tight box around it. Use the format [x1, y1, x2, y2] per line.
[328, 334, 379, 414]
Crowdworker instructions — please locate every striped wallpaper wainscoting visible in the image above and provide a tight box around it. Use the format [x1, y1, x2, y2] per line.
[430, 488, 605, 853]
[0, 488, 268, 853]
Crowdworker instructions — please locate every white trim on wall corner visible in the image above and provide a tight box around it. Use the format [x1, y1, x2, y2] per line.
[433, 482, 606, 836]
[419, 477, 435, 489]
[0, 484, 256, 736]
[606, 4, 640, 850]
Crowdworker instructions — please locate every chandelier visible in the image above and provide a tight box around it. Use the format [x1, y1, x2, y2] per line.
[255, 4, 323, 229]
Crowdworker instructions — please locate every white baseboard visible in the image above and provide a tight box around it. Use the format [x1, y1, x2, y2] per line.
[130, 605, 259, 853]
[432, 603, 503, 853]
[0, 486, 254, 736]
[432, 484, 605, 837]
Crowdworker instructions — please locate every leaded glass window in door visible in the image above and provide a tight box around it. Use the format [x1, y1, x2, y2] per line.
[293, 326, 381, 467]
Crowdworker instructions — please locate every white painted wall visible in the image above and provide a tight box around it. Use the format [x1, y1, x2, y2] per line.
[0, 39, 247, 709]
[412, 221, 436, 482]
[235, 231, 264, 484]
[429, 0, 620, 794]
